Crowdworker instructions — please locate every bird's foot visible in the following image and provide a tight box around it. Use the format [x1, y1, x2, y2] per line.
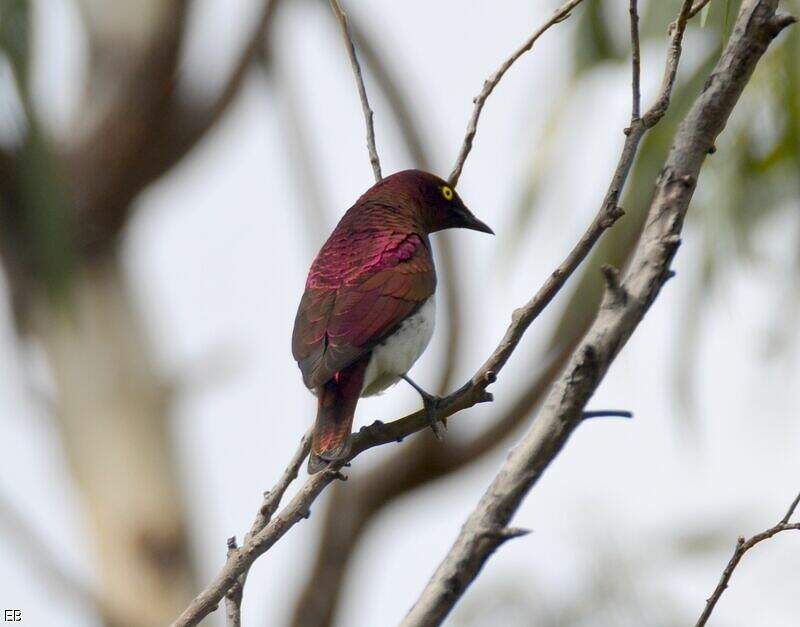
[401, 375, 446, 441]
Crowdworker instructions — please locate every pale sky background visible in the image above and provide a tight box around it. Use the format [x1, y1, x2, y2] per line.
[0, 1, 798, 626]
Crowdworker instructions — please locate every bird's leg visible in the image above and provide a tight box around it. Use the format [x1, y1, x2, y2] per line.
[401, 375, 446, 441]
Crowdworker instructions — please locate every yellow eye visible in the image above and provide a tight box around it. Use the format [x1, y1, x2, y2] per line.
[441, 186, 454, 201]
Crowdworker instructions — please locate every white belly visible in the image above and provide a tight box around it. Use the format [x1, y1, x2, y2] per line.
[361, 297, 435, 397]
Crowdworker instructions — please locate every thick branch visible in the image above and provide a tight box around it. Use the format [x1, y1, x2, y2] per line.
[695, 491, 800, 627]
[401, 3, 794, 625]
[448, 0, 587, 187]
[328, 0, 382, 181]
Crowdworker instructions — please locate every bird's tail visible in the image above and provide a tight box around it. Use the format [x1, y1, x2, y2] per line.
[308, 356, 369, 474]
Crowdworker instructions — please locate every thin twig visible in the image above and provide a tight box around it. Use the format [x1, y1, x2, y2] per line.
[652, 0, 697, 126]
[247, 428, 313, 538]
[448, 0, 588, 187]
[695, 491, 800, 627]
[630, 0, 642, 119]
[328, 0, 382, 181]
[781, 491, 800, 524]
[582, 409, 633, 419]
[401, 3, 793, 624]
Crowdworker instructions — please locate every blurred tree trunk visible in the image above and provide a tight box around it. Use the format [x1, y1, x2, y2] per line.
[0, 0, 279, 621]
[31, 258, 194, 627]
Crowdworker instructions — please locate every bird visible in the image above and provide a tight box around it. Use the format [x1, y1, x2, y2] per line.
[292, 169, 493, 473]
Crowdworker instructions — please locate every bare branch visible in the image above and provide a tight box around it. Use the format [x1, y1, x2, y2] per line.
[695, 490, 800, 627]
[237, 429, 314, 616]
[687, 0, 716, 22]
[630, 0, 642, 119]
[348, 18, 428, 171]
[249, 429, 313, 538]
[650, 0, 696, 126]
[781, 490, 800, 524]
[448, 0, 587, 187]
[582, 409, 633, 419]
[328, 0, 382, 181]
[401, 3, 793, 624]
[224, 538, 243, 627]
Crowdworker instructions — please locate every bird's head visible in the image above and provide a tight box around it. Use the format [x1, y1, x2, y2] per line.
[369, 169, 494, 235]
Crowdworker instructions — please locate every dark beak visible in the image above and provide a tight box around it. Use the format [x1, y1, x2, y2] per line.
[461, 210, 494, 235]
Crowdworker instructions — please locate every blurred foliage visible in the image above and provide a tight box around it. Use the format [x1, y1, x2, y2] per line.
[574, 0, 623, 75]
[0, 0, 30, 82]
[510, 0, 800, 423]
[0, 0, 74, 309]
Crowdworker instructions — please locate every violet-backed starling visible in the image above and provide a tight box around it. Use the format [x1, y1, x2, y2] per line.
[292, 169, 492, 473]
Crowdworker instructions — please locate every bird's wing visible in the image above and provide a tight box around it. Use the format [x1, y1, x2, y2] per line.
[292, 233, 435, 390]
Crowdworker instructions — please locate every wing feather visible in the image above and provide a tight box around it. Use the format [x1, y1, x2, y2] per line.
[292, 233, 435, 389]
